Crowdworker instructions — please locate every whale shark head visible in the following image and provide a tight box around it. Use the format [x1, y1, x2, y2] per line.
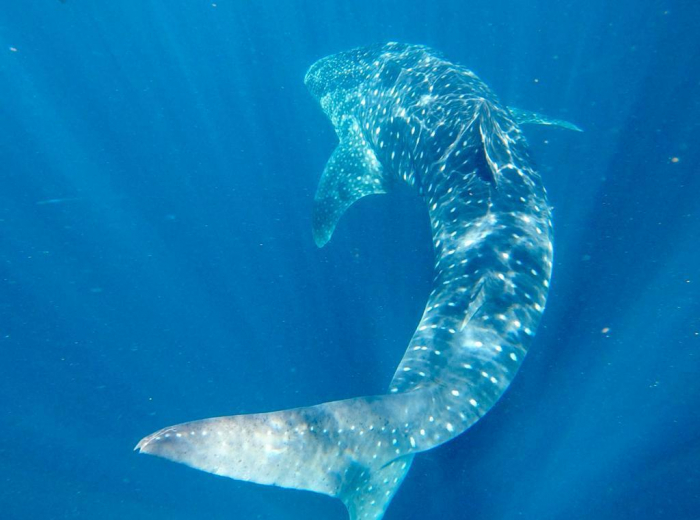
[303, 50, 361, 101]
[304, 43, 442, 119]
[304, 44, 392, 99]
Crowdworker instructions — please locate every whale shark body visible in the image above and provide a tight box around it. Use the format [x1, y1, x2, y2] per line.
[137, 43, 574, 519]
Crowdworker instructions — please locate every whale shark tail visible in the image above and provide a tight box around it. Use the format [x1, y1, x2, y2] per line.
[136, 397, 416, 520]
[341, 455, 414, 520]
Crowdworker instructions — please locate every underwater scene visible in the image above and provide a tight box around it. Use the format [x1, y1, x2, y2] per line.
[1, 1, 698, 519]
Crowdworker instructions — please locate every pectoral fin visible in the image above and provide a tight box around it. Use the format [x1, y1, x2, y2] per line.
[313, 129, 390, 247]
[508, 106, 583, 132]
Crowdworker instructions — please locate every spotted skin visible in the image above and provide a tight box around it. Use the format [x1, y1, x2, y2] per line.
[137, 43, 560, 520]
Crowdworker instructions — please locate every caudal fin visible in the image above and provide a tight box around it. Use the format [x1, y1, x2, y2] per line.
[340, 455, 414, 520]
[136, 395, 423, 519]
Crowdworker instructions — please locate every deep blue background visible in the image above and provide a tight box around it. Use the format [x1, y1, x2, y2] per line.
[1, 1, 698, 518]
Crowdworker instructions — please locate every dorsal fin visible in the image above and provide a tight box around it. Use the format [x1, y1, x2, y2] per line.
[476, 102, 515, 187]
[313, 122, 390, 247]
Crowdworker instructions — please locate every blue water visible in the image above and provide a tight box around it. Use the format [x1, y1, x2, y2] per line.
[1, 1, 698, 518]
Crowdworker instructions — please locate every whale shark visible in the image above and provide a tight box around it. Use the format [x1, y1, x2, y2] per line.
[136, 43, 578, 520]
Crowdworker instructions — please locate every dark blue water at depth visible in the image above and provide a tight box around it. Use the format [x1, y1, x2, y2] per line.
[1, 1, 698, 519]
